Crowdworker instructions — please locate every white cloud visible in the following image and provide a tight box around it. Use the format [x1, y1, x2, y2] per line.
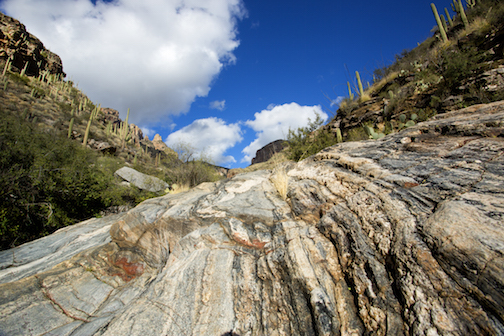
[331, 96, 345, 108]
[0, 0, 246, 125]
[209, 100, 226, 111]
[241, 102, 327, 163]
[165, 117, 242, 165]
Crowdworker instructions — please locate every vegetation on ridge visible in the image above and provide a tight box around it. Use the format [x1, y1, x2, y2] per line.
[285, 0, 504, 160]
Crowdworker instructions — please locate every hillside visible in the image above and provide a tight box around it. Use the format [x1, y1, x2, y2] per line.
[1, 99, 503, 335]
[332, 0, 504, 136]
[272, 0, 503, 164]
[0, 12, 224, 250]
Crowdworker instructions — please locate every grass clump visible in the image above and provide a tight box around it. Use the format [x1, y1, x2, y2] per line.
[270, 166, 289, 201]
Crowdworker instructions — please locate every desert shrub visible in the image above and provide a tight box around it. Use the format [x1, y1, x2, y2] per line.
[438, 46, 487, 91]
[0, 110, 121, 249]
[169, 160, 220, 188]
[165, 142, 222, 188]
[345, 126, 369, 142]
[286, 114, 337, 162]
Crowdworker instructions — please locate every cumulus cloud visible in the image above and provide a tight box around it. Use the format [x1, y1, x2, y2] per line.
[241, 102, 327, 163]
[165, 117, 242, 165]
[0, 0, 246, 125]
[209, 100, 226, 111]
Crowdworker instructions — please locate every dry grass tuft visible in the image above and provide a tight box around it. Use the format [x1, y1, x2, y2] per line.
[358, 93, 372, 103]
[271, 165, 289, 201]
[458, 17, 490, 37]
[370, 71, 399, 95]
[168, 183, 191, 194]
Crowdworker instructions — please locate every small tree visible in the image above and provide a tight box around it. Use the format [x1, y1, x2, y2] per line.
[286, 113, 336, 162]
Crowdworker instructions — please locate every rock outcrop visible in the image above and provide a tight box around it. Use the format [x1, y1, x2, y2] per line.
[115, 167, 169, 193]
[251, 139, 286, 165]
[0, 102, 503, 335]
[0, 12, 64, 77]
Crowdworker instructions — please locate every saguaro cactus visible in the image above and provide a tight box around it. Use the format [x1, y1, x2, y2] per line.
[121, 108, 130, 149]
[355, 71, 364, 97]
[466, 0, 476, 9]
[440, 14, 449, 33]
[347, 81, 354, 100]
[458, 0, 469, 29]
[2, 57, 12, 76]
[336, 128, 343, 143]
[68, 118, 74, 138]
[431, 3, 448, 43]
[445, 8, 454, 26]
[451, 0, 460, 14]
[82, 113, 93, 146]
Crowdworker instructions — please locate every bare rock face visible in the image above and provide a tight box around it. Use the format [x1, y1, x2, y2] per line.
[0, 102, 503, 335]
[152, 134, 166, 151]
[0, 12, 65, 77]
[251, 139, 286, 165]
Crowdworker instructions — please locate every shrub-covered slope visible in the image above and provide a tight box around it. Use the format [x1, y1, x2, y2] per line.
[0, 12, 222, 250]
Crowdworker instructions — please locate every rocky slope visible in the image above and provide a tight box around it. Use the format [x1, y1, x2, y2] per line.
[0, 101, 503, 335]
[0, 12, 177, 165]
[0, 12, 64, 77]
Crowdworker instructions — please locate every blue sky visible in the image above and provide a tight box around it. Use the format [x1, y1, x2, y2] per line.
[0, 0, 441, 168]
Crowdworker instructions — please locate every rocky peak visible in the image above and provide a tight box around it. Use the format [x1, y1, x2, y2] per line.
[152, 134, 167, 151]
[0, 12, 64, 77]
[0, 101, 503, 335]
[251, 139, 286, 165]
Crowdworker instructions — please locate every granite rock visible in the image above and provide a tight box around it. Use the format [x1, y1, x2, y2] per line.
[114, 166, 169, 193]
[0, 102, 503, 335]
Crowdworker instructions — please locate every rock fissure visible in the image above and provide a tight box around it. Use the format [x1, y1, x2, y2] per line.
[41, 285, 90, 323]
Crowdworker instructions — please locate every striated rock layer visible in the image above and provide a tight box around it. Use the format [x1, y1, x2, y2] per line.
[1, 102, 504, 335]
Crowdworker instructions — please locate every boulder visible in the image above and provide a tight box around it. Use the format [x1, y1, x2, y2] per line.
[115, 167, 169, 193]
[0, 101, 503, 335]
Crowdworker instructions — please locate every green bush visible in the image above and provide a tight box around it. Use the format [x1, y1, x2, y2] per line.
[0, 110, 120, 249]
[286, 114, 337, 161]
[438, 46, 487, 91]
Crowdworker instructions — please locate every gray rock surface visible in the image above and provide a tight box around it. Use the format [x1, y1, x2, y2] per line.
[115, 166, 169, 193]
[1, 101, 503, 335]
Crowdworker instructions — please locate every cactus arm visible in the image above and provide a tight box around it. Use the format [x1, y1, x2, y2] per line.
[444, 8, 454, 26]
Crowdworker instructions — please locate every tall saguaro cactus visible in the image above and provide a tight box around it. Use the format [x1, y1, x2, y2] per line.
[431, 3, 448, 43]
[451, 0, 460, 14]
[458, 0, 469, 29]
[121, 108, 130, 149]
[82, 113, 93, 146]
[466, 0, 476, 9]
[347, 81, 354, 100]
